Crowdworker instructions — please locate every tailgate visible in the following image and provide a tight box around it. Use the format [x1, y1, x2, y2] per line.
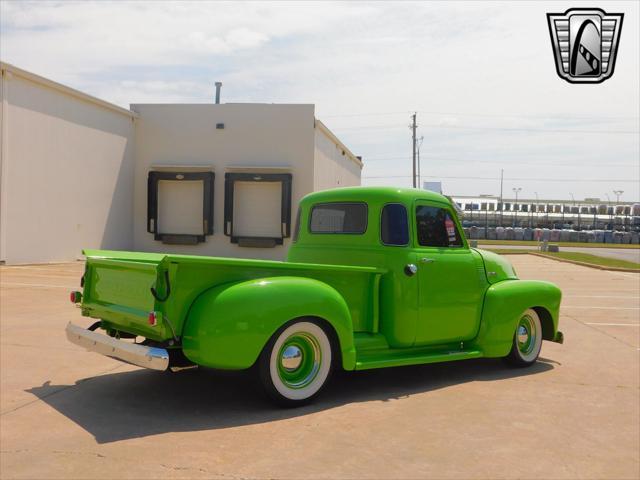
[81, 250, 172, 340]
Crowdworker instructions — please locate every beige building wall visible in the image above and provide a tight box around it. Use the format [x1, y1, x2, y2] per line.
[0, 63, 136, 264]
[0, 63, 362, 264]
[131, 103, 317, 261]
[313, 120, 362, 191]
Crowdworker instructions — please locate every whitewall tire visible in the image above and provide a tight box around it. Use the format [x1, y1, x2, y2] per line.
[259, 320, 333, 406]
[505, 308, 543, 367]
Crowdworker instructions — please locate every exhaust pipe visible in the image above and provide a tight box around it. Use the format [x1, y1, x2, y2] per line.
[215, 82, 222, 104]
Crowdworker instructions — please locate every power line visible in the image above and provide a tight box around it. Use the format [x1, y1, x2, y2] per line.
[321, 111, 410, 118]
[417, 111, 640, 121]
[362, 155, 639, 168]
[332, 124, 410, 131]
[321, 110, 639, 121]
[362, 175, 639, 183]
[333, 123, 639, 134]
[365, 156, 411, 161]
[424, 125, 640, 134]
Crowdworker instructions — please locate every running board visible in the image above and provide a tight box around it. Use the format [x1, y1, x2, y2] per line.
[355, 349, 483, 371]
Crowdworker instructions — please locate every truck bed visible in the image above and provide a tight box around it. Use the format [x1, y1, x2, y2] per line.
[80, 249, 385, 342]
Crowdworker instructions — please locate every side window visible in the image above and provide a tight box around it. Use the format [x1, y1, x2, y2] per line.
[381, 204, 409, 246]
[310, 202, 367, 234]
[416, 206, 463, 248]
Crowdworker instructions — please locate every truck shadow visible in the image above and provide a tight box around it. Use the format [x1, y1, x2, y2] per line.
[27, 358, 554, 444]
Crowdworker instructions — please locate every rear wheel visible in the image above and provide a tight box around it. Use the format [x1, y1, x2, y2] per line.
[504, 308, 543, 367]
[258, 320, 333, 407]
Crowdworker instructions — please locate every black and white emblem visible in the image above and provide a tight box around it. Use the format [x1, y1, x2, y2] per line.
[547, 8, 624, 84]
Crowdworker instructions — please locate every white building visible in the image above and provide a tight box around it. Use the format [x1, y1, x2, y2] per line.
[131, 103, 361, 260]
[0, 62, 362, 264]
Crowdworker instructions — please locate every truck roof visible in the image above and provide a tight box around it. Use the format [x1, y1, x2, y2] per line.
[301, 186, 451, 206]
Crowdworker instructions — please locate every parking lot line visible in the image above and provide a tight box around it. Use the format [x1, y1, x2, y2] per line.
[564, 295, 640, 299]
[561, 306, 640, 310]
[585, 322, 640, 326]
[0, 282, 76, 289]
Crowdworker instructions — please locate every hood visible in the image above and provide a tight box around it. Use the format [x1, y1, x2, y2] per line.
[473, 248, 519, 284]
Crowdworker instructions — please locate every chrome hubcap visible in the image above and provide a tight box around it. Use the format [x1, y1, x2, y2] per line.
[517, 325, 529, 344]
[277, 332, 322, 389]
[517, 314, 537, 355]
[281, 345, 303, 372]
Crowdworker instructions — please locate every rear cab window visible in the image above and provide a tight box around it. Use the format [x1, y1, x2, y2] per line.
[381, 203, 409, 246]
[309, 202, 368, 234]
[416, 205, 464, 247]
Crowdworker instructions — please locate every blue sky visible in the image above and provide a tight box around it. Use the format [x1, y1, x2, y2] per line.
[1, 1, 638, 201]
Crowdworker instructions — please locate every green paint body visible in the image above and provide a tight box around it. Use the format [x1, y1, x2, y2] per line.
[78, 187, 562, 371]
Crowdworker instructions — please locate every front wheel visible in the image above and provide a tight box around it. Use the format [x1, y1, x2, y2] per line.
[258, 320, 333, 407]
[504, 308, 543, 367]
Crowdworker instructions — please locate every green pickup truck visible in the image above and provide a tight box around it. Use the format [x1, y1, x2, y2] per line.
[67, 187, 563, 406]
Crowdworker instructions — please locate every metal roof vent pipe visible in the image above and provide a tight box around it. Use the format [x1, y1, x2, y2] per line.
[215, 82, 222, 104]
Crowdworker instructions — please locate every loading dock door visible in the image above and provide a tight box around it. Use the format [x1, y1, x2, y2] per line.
[224, 172, 292, 247]
[158, 180, 204, 235]
[233, 181, 282, 238]
[147, 171, 214, 244]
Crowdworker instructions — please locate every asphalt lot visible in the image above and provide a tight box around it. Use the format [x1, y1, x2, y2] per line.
[1, 257, 639, 479]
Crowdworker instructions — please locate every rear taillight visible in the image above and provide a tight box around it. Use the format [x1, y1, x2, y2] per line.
[148, 311, 158, 326]
[70, 291, 82, 303]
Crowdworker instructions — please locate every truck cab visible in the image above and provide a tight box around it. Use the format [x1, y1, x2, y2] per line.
[289, 187, 496, 349]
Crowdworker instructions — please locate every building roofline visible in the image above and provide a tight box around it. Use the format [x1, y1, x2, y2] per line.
[314, 119, 363, 169]
[0, 62, 138, 119]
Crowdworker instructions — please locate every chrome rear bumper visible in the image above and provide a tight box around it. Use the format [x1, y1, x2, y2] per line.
[65, 322, 169, 371]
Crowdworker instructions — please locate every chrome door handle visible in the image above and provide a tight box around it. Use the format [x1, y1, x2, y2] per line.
[420, 258, 435, 263]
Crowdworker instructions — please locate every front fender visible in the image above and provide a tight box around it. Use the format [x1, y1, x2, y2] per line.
[181, 276, 356, 370]
[472, 279, 561, 357]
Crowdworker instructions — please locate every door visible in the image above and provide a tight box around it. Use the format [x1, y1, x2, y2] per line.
[378, 203, 420, 347]
[413, 202, 485, 346]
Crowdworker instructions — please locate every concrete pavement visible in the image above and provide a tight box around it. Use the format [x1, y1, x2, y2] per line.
[1, 258, 638, 479]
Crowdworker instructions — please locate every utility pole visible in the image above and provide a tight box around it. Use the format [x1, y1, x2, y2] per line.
[417, 145, 420, 188]
[612, 190, 624, 232]
[575, 195, 582, 230]
[417, 136, 424, 188]
[512, 187, 522, 227]
[499, 169, 504, 227]
[411, 113, 417, 188]
[613, 190, 623, 203]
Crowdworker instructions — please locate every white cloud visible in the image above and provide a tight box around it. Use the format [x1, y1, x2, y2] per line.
[0, 1, 372, 72]
[1, 0, 638, 199]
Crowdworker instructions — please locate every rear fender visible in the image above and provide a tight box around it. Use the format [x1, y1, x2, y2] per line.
[472, 280, 561, 357]
[181, 276, 356, 370]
